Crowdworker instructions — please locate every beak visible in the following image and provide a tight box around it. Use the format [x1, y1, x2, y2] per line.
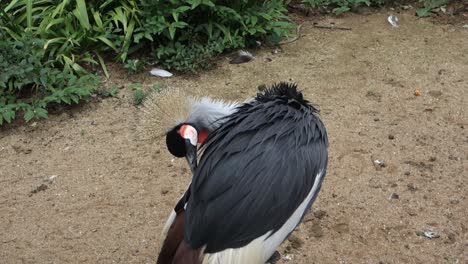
[184, 139, 197, 173]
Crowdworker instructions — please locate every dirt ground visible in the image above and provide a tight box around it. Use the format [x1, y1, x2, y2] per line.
[1, 9, 467, 264]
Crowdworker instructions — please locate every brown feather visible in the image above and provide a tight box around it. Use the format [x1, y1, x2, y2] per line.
[157, 210, 186, 264]
[173, 240, 204, 264]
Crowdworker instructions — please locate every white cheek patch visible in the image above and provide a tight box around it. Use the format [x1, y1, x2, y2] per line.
[180, 125, 198, 146]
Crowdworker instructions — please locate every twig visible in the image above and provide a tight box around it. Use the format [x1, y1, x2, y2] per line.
[278, 24, 303, 45]
[313, 25, 352, 31]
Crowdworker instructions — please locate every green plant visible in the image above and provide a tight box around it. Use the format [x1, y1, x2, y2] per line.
[416, 0, 448, 17]
[128, 83, 148, 105]
[2, 0, 147, 77]
[101, 86, 120, 97]
[0, 34, 99, 124]
[141, 0, 294, 72]
[302, 0, 385, 15]
[124, 58, 146, 74]
[151, 83, 163, 93]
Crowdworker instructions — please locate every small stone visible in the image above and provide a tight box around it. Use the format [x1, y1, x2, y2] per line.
[428, 157, 436, 162]
[288, 234, 304, 249]
[46, 175, 58, 184]
[388, 134, 395, 140]
[309, 222, 323, 238]
[407, 184, 417, 192]
[446, 233, 456, 244]
[30, 184, 48, 195]
[313, 209, 327, 219]
[282, 254, 293, 261]
[416, 230, 440, 239]
[161, 189, 169, 195]
[401, 4, 412, 10]
[389, 193, 399, 200]
[373, 159, 387, 168]
[404, 171, 410, 176]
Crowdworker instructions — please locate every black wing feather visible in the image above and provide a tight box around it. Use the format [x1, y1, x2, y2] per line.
[184, 83, 328, 253]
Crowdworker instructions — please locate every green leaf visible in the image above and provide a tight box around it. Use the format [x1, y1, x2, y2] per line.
[93, 11, 103, 28]
[96, 53, 110, 78]
[251, 16, 258, 26]
[4, 0, 21, 12]
[2, 110, 15, 123]
[416, 8, 431, 17]
[24, 110, 35, 122]
[332, 6, 350, 15]
[168, 24, 176, 40]
[35, 108, 48, 119]
[190, 0, 202, 9]
[26, 0, 33, 29]
[96, 36, 117, 50]
[62, 56, 86, 74]
[121, 19, 136, 61]
[70, 94, 79, 104]
[74, 0, 90, 30]
[201, 0, 215, 8]
[61, 96, 71, 104]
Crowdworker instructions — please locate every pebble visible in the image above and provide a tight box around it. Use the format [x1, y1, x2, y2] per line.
[313, 209, 327, 219]
[373, 159, 387, 168]
[407, 184, 417, 192]
[46, 175, 58, 184]
[288, 234, 304, 249]
[416, 230, 440, 239]
[389, 193, 399, 200]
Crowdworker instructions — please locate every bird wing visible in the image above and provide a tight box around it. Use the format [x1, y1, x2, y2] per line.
[184, 102, 328, 254]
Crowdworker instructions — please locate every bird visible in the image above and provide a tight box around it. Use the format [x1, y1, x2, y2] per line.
[147, 82, 329, 264]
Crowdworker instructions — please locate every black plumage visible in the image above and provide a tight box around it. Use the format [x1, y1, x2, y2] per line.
[183, 82, 329, 253]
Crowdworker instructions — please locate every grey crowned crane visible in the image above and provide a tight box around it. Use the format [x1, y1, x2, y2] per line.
[153, 83, 328, 264]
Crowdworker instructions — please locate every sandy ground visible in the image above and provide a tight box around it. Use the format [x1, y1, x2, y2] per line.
[1, 10, 467, 264]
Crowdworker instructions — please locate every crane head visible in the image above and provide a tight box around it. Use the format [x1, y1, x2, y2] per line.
[139, 87, 237, 171]
[166, 123, 209, 172]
